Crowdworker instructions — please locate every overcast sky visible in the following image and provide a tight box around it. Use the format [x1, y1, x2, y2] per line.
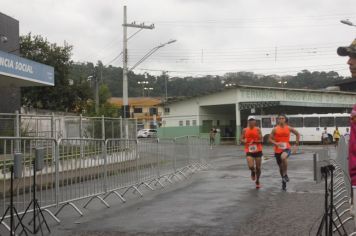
[1, 0, 356, 77]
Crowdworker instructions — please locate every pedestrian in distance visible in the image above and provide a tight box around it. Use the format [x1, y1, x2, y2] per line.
[240, 116, 263, 189]
[322, 127, 329, 145]
[209, 128, 217, 149]
[269, 114, 300, 191]
[333, 126, 341, 147]
[344, 127, 350, 143]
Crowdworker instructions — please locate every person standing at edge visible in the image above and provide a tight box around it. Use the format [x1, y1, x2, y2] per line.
[269, 114, 300, 191]
[240, 116, 263, 189]
[333, 126, 341, 147]
[337, 39, 356, 211]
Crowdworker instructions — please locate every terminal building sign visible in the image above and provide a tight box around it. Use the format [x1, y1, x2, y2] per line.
[0, 50, 54, 86]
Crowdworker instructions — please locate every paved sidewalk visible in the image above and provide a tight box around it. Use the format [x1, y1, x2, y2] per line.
[28, 145, 347, 235]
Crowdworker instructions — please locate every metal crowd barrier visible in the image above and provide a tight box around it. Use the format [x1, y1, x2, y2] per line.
[0, 135, 211, 232]
[329, 160, 355, 235]
[314, 143, 356, 235]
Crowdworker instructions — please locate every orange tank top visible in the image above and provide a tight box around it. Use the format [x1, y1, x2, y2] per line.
[274, 125, 291, 153]
[244, 127, 262, 153]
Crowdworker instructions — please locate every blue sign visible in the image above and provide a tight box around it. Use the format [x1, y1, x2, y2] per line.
[0, 50, 54, 86]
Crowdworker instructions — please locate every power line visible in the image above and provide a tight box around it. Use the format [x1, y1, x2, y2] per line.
[137, 63, 346, 73]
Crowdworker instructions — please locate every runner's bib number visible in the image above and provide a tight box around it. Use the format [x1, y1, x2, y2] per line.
[278, 142, 287, 149]
[248, 144, 258, 153]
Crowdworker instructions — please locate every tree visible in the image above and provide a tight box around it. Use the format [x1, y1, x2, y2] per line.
[20, 33, 92, 112]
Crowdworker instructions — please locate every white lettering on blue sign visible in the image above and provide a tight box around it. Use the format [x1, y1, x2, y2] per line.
[0, 56, 34, 74]
[0, 57, 14, 68]
[15, 62, 33, 74]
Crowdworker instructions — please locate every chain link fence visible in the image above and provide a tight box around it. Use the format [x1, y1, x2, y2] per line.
[0, 112, 137, 139]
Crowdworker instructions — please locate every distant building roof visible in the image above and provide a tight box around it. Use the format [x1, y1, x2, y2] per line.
[163, 84, 356, 104]
[108, 97, 163, 107]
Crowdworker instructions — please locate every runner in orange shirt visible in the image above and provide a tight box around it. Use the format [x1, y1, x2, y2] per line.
[269, 114, 300, 191]
[240, 116, 263, 189]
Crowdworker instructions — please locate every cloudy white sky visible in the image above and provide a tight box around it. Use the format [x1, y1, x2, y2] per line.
[1, 0, 356, 77]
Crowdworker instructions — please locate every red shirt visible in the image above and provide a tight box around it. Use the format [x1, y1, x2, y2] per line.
[273, 125, 291, 153]
[244, 127, 262, 153]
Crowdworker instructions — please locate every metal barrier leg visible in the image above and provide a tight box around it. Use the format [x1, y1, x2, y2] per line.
[103, 191, 126, 203]
[137, 182, 154, 191]
[169, 173, 183, 181]
[149, 178, 165, 188]
[122, 186, 143, 197]
[83, 196, 110, 209]
[154, 179, 165, 188]
[54, 202, 83, 217]
[0, 221, 10, 232]
[160, 175, 173, 184]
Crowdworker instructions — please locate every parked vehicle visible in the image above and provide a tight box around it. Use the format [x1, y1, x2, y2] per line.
[137, 129, 157, 138]
[253, 113, 350, 144]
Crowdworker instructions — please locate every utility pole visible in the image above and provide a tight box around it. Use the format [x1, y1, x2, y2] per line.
[95, 75, 99, 114]
[163, 71, 168, 101]
[122, 5, 154, 118]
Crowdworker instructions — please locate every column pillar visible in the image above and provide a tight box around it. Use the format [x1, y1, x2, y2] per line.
[235, 103, 241, 144]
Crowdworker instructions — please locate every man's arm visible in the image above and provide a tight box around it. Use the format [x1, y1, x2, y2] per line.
[240, 128, 246, 144]
[269, 128, 277, 145]
[257, 128, 263, 143]
[290, 126, 300, 145]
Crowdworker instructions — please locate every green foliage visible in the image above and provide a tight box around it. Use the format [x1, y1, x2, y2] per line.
[20, 33, 92, 112]
[19, 33, 346, 115]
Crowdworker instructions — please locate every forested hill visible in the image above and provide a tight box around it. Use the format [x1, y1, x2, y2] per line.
[69, 62, 347, 98]
[19, 34, 348, 114]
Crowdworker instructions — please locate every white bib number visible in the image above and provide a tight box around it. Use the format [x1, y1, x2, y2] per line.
[248, 145, 258, 153]
[278, 142, 287, 149]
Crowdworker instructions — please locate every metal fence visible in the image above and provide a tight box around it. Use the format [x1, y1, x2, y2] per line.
[0, 112, 137, 140]
[0, 135, 210, 232]
[313, 136, 356, 235]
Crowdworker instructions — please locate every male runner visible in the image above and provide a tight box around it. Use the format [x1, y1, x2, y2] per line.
[240, 116, 263, 188]
[269, 114, 300, 191]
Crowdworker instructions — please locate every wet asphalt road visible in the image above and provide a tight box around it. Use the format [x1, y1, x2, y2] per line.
[17, 145, 348, 236]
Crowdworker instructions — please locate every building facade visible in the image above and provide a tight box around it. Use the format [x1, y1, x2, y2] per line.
[0, 12, 21, 113]
[109, 97, 164, 130]
[160, 85, 356, 141]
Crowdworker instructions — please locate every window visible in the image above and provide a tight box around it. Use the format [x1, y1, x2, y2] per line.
[186, 120, 190, 126]
[149, 107, 157, 115]
[133, 107, 143, 113]
[192, 120, 197, 126]
[335, 117, 349, 127]
[262, 118, 273, 128]
[179, 121, 183, 126]
[320, 117, 335, 127]
[217, 120, 220, 126]
[304, 117, 319, 127]
[164, 107, 170, 113]
[288, 117, 303, 127]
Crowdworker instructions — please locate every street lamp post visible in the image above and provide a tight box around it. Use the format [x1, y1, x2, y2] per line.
[225, 83, 235, 87]
[278, 80, 288, 87]
[138, 81, 149, 96]
[144, 87, 154, 96]
[129, 40, 177, 71]
[340, 19, 356, 27]
[87, 74, 99, 114]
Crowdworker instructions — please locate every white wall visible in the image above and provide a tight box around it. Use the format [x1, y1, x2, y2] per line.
[162, 86, 356, 128]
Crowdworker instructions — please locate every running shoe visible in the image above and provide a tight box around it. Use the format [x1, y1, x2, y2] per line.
[282, 179, 287, 191]
[284, 175, 290, 182]
[251, 170, 256, 181]
[255, 181, 261, 189]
